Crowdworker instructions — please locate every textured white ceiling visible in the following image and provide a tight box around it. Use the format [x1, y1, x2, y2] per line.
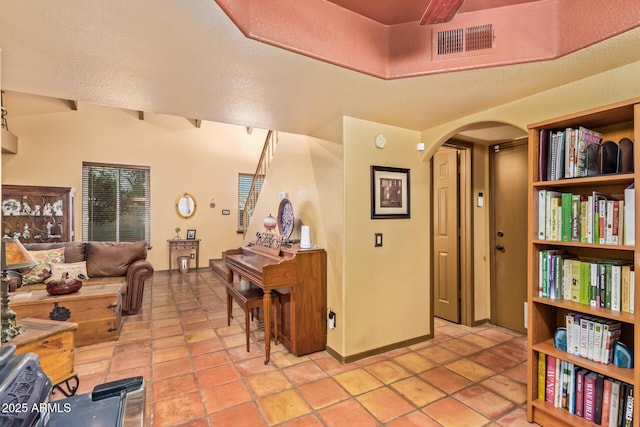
[0, 0, 639, 138]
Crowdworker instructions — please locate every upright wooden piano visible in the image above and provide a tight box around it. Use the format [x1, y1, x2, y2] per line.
[224, 244, 327, 362]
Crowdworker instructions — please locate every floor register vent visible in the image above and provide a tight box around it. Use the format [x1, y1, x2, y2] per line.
[435, 24, 495, 57]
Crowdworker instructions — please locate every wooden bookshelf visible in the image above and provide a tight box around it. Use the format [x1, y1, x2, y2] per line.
[527, 98, 640, 426]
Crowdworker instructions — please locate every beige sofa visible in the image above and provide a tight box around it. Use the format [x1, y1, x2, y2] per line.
[15, 241, 154, 315]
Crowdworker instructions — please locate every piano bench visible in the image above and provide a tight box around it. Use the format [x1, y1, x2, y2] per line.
[225, 283, 280, 353]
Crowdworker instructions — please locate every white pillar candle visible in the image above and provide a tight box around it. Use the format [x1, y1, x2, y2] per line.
[300, 225, 311, 249]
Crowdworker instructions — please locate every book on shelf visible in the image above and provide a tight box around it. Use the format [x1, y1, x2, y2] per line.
[610, 380, 621, 427]
[618, 383, 627, 426]
[621, 264, 633, 313]
[602, 377, 612, 426]
[539, 129, 549, 181]
[538, 352, 546, 401]
[623, 385, 634, 426]
[545, 354, 557, 405]
[569, 364, 579, 414]
[584, 371, 597, 421]
[571, 193, 583, 242]
[538, 190, 547, 240]
[592, 322, 604, 362]
[575, 368, 587, 418]
[568, 128, 577, 178]
[561, 360, 570, 409]
[578, 126, 603, 177]
[602, 321, 622, 364]
[630, 270, 635, 315]
[611, 264, 622, 312]
[561, 193, 573, 242]
[593, 373, 605, 424]
[624, 184, 635, 246]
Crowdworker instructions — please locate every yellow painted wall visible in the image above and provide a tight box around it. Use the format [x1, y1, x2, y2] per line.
[1, 95, 266, 270]
[343, 117, 430, 356]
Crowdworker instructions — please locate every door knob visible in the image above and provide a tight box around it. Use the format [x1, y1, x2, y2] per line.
[496, 244, 505, 251]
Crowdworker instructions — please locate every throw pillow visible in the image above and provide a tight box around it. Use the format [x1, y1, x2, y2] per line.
[21, 248, 66, 285]
[48, 261, 89, 282]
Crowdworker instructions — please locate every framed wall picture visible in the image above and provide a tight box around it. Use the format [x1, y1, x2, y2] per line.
[371, 165, 410, 219]
[186, 229, 197, 240]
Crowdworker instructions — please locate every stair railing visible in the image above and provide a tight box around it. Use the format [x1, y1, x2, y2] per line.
[242, 130, 277, 236]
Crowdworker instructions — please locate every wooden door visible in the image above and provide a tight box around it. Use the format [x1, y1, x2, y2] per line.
[490, 141, 528, 333]
[433, 148, 460, 323]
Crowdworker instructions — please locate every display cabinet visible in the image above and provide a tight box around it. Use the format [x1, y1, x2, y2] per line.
[2, 185, 75, 242]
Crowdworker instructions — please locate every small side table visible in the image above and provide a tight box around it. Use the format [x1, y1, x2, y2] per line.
[11, 318, 79, 396]
[168, 239, 201, 274]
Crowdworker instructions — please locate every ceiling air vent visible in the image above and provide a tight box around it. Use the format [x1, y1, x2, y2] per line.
[437, 28, 464, 55]
[434, 24, 495, 59]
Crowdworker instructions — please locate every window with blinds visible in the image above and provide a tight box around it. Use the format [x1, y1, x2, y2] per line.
[237, 173, 264, 232]
[82, 163, 150, 244]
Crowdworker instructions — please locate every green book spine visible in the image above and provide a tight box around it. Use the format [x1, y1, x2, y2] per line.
[561, 193, 572, 241]
[580, 261, 591, 305]
[541, 251, 549, 298]
[580, 199, 589, 243]
[605, 264, 613, 310]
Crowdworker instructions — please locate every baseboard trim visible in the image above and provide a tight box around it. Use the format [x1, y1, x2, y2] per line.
[472, 318, 490, 327]
[326, 333, 433, 364]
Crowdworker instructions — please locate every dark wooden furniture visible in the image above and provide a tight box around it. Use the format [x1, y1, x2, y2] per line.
[225, 282, 280, 352]
[167, 239, 200, 274]
[12, 318, 79, 396]
[224, 245, 327, 364]
[12, 282, 123, 346]
[1, 185, 75, 243]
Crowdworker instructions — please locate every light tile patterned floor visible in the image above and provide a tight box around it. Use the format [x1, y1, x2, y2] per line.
[58, 269, 539, 426]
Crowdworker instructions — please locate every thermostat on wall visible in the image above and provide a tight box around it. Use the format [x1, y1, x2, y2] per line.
[373, 134, 387, 149]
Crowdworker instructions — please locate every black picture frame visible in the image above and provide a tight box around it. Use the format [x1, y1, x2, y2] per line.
[186, 229, 196, 240]
[371, 165, 410, 219]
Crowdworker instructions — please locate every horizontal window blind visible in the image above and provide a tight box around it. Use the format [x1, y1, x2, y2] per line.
[82, 163, 150, 244]
[237, 173, 264, 231]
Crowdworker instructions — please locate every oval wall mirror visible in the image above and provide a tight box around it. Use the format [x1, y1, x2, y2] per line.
[176, 192, 196, 219]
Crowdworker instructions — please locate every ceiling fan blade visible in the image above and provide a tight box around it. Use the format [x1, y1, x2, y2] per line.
[420, 0, 465, 25]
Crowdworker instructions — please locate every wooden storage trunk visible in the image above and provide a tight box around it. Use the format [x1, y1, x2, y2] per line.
[11, 283, 123, 346]
[12, 318, 78, 386]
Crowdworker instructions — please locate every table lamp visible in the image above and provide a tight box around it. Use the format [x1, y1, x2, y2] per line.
[1, 237, 37, 342]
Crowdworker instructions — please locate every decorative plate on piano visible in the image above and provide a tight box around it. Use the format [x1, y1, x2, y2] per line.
[278, 198, 294, 240]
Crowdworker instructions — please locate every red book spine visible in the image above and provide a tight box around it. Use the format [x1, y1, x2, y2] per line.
[601, 377, 612, 426]
[545, 355, 557, 404]
[575, 369, 587, 417]
[584, 372, 597, 422]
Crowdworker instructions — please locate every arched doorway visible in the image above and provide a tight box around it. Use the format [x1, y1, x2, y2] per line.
[431, 121, 528, 332]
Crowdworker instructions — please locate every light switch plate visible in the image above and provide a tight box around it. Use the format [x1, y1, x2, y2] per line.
[375, 233, 383, 247]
